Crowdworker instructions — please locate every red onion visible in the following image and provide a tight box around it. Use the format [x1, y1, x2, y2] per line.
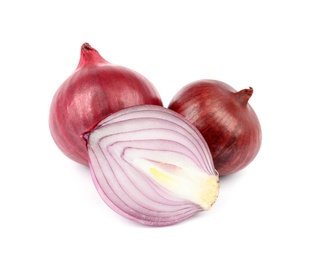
[49, 43, 162, 166]
[82, 105, 219, 226]
[168, 79, 262, 176]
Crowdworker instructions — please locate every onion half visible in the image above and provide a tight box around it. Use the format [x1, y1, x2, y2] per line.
[83, 105, 219, 226]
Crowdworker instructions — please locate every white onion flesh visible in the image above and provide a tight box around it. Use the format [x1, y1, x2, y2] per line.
[83, 105, 219, 226]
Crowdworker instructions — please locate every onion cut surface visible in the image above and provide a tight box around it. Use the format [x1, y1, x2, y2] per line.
[83, 105, 219, 226]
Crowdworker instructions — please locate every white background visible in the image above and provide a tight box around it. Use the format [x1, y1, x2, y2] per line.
[1, 0, 311, 259]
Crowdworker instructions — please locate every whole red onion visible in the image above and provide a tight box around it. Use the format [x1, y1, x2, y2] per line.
[168, 79, 262, 176]
[49, 43, 162, 166]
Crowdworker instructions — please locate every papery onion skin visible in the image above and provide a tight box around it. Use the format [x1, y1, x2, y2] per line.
[83, 105, 219, 227]
[49, 43, 162, 166]
[168, 79, 262, 176]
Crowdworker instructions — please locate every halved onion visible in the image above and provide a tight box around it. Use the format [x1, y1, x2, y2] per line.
[83, 105, 219, 226]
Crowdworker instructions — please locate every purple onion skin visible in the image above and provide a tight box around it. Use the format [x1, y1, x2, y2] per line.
[168, 79, 262, 176]
[49, 43, 162, 166]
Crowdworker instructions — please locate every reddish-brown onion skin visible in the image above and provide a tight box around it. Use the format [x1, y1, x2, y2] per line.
[168, 79, 261, 176]
[49, 43, 162, 166]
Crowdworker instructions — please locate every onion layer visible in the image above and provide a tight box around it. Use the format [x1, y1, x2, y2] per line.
[49, 43, 162, 166]
[168, 79, 262, 176]
[83, 105, 219, 226]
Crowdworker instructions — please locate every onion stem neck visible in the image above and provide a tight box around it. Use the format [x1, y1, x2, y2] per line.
[236, 87, 253, 106]
[77, 42, 108, 68]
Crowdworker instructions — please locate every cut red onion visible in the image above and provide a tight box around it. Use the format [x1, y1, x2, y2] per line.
[83, 105, 219, 226]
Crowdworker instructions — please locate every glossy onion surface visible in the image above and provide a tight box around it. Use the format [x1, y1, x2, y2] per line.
[168, 80, 262, 176]
[49, 43, 162, 165]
